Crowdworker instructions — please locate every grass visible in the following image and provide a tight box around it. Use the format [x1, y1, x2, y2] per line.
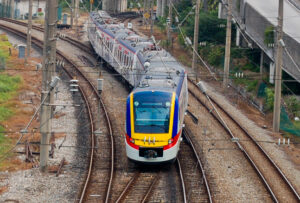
[0, 74, 21, 103]
[0, 74, 21, 159]
[0, 34, 12, 61]
[0, 125, 13, 164]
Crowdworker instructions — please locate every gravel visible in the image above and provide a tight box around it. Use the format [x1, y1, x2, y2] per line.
[0, 75, 85, 203]
[203, 81, 300, 193]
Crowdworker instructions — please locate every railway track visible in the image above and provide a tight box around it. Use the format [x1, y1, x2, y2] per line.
[187, 78, 300, 203]
[0, 18, 183, 203]
[0, 19, 115, 203]
[0, 17, 181, 203]
[179, 128, 213, 202]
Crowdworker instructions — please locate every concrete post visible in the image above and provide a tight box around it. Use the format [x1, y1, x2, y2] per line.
[10, 0, 14, 19]
[167, 0, 172, 47]
[161, 0, 166, 17]
[75, 0, 79, 37]
[273, 0, 284, 132]
[236, 28, 240, 47]
[40, 0, 58, 172]
[269, 62, 275, 84]
[157, 0, 161, 17]
[260, 50, 264, 80]
[71, 0, 74, 28]
[192, 0, 200, 70]
[26, 0, 33, 61]
[223, 0, 232, 87]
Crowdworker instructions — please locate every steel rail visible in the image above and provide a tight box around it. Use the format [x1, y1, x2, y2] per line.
[115, 172, 140, 203]
[183, 128, 213, 203]
[188, 78, 300, 202]
[141, 173, 160, 203]
[187, 81, 278, 202]
[176, 158, 187, 203]
[0, 18, 94, 55]
[0, 22, 115, 203]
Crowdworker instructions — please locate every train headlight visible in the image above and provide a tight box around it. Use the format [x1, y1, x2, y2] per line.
[129, 138, 135, 144]
[168, 139, 173, 144]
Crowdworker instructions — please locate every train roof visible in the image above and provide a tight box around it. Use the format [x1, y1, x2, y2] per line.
[90, 11, 186, 94]
[135, 50, 185, 95]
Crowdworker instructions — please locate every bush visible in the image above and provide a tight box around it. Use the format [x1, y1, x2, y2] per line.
[246, 80, 258, 92]
[285, 96, 300, 117]
[231, 48, 243, 59]
[207, 45, 224, 67]
[242, 63, 260, 72]
[265, 88, 274, 111]
[264, 25, 275, 45]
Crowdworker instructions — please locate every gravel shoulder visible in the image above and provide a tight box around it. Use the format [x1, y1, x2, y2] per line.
[203, 81, 300, 193]
[0, 73, 85, 202]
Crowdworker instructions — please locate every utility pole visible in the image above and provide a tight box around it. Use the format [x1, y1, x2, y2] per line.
[192, 0, 200, 70]
[203, 0, 208, 12]
[167, 0, 172, 47]
[10, 0, 14, 19]
[161, 0, 166, 17]
[75, 0, 79, 37]
[273, 0, 284, 132]
[223, 0, 232, 87]
[71, 0, 74, 28]
[40, 0, 58, 172]
[90, 0, 93, 12]
[150, 0, 154, 36]
[143, 0, 146, 25]
[156, 0, 161, 17]
[26, 0, 33, 63]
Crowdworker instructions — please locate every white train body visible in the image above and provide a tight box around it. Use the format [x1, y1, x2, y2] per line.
[88, 11, 188, 163]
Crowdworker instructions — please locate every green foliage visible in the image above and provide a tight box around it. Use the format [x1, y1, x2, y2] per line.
[265, 88, 274, 111]
[0, 106, 12, 122]
[242, 63, 259, 72]
[231, 47, 243, 58]
[0, 125, 11, 156]
[38, 12, 44, 16]
[285, 96, 300, 117]
[0, 74, 21, 103]
[0, 34, 11, 62]
[207, 45, 224, 66]
[264, 25, 274, 45]
[246, 80, 258, 92]
[181, 11, 226, 44]
[156, 16, 167, 30]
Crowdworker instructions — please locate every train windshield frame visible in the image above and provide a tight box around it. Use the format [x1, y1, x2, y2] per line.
[133, 91, 172, 134]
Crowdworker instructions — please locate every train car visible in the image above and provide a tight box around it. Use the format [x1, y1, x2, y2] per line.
[125, 51, 188, 163]
[88, 11, 188, 163]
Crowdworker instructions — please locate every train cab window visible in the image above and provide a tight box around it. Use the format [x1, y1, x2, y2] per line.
[133, 91, 172, 134]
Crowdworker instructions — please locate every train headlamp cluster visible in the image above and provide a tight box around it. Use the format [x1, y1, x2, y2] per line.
[168, 138, 174, 144]
[129, 138, 135, 144]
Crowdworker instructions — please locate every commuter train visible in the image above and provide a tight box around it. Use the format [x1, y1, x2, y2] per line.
[88, 11, 188, 163]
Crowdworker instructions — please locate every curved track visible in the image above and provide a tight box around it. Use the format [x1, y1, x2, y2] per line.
[0, 17, 219, 202]
[188, 78, 300, 203]
[0, 19, 115, 203]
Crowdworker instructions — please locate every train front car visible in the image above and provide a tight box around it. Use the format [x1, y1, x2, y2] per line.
[125, 63, 187, 163]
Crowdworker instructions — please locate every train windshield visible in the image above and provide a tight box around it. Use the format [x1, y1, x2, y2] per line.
[133, 91, 172, 134]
